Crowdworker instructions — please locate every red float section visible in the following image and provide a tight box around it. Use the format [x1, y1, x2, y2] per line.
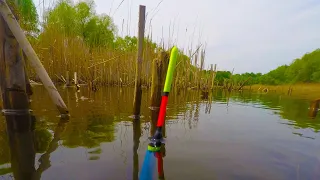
[157, 95, 168, 127]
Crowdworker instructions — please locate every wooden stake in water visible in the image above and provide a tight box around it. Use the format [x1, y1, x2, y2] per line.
[133, 5, 146, 119]
[0, 0, 68, 115]
[0, 7, 30, 113]
[150, 52, 169, 108]
[74, 72, 78, 85]
[66, 71, 70, 86]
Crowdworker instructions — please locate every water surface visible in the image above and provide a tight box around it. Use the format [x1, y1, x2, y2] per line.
[0, 87, 320, 180]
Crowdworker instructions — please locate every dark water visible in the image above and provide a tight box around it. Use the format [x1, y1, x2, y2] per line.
[1, 86, 320, 180]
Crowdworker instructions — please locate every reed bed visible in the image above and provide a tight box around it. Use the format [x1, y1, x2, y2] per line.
[23, 0, 215, 91]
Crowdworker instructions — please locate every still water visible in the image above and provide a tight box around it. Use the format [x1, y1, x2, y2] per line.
[0, 86, 320, 180]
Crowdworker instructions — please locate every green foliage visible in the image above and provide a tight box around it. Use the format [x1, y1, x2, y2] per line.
[215, 71, 231, 86]
[62, 114, 115, 148]
[17, 0, 39, 32]
[46, 1, 79, 36]
[114, 36, 137, 51]
[45, 0, 117, 48]
[229, 49, 320, 85]
[7, 0, 39, 34]
[34, 128, 53, 153]
[0, 167, 12, 175]
[84, 14, 116, 48]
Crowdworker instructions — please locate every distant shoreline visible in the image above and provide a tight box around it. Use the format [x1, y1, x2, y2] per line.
[243, 84, 320, 100]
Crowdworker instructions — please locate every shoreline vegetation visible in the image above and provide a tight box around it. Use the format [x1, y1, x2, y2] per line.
[16, 0, 213, 91]
[5, 0, 320, 96]
[215, 48, 320, 90]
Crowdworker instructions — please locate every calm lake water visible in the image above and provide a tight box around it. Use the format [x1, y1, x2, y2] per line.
[1, 86, 320, 180]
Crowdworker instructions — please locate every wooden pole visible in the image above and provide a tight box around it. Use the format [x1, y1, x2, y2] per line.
[0, 12, 35, 179]
[0, 16, 7, 109]
[132, 5, 146, 118]
[74, 72, 80, 91]
[0, 14, 30, 114]
[23, 52, 33, 97]
[0, 0, 68, 114]
[74, 72, 78, 85]
[66, 71, 70, 86]
[150, 52, 169, 108]
[24, 65, 33, 98]
[150, 109, 165, 140]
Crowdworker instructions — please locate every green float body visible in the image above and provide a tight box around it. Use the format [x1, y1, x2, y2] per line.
[163, 46, 178, 93]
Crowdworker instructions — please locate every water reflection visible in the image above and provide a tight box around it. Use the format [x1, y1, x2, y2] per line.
[230, 91, 320, 132]
[308, 99, 320, 119]
[3, 115, 69, 180]
[35, 117, 69, 179]
[132, 119, 141, 180]
[6, 115, 36, 180]
[0, 87, 319, 179]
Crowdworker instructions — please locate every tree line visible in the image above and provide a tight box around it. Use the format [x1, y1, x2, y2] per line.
[213, 49, 320, 86]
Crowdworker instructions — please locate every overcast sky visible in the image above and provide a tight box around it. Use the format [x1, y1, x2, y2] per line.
[33, 0, 320, 73]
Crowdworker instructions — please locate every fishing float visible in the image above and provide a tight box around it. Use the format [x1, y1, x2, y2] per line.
[139, 46, 178, 180]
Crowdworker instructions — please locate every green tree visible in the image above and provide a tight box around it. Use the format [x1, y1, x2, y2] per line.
[215, 71, 232, 85]
[84, 14, 116, 48]
[228, 49, 320, 85]
[45, 0, 117, 48]
[16, 0, 39, 34]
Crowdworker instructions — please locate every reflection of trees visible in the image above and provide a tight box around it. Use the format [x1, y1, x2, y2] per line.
[34, 128, 52, 153]
[35, 117, 68, 180]
[62, 114, 115, 148]
[0, 123, 11, 175]
[230, 91, 320, 132]
[0, 114, 70, 179]
[0, 116, 54, 177]
[0, 86, 205, 177]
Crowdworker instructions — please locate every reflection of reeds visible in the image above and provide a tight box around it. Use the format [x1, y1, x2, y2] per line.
[24, 86, 202, 147]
